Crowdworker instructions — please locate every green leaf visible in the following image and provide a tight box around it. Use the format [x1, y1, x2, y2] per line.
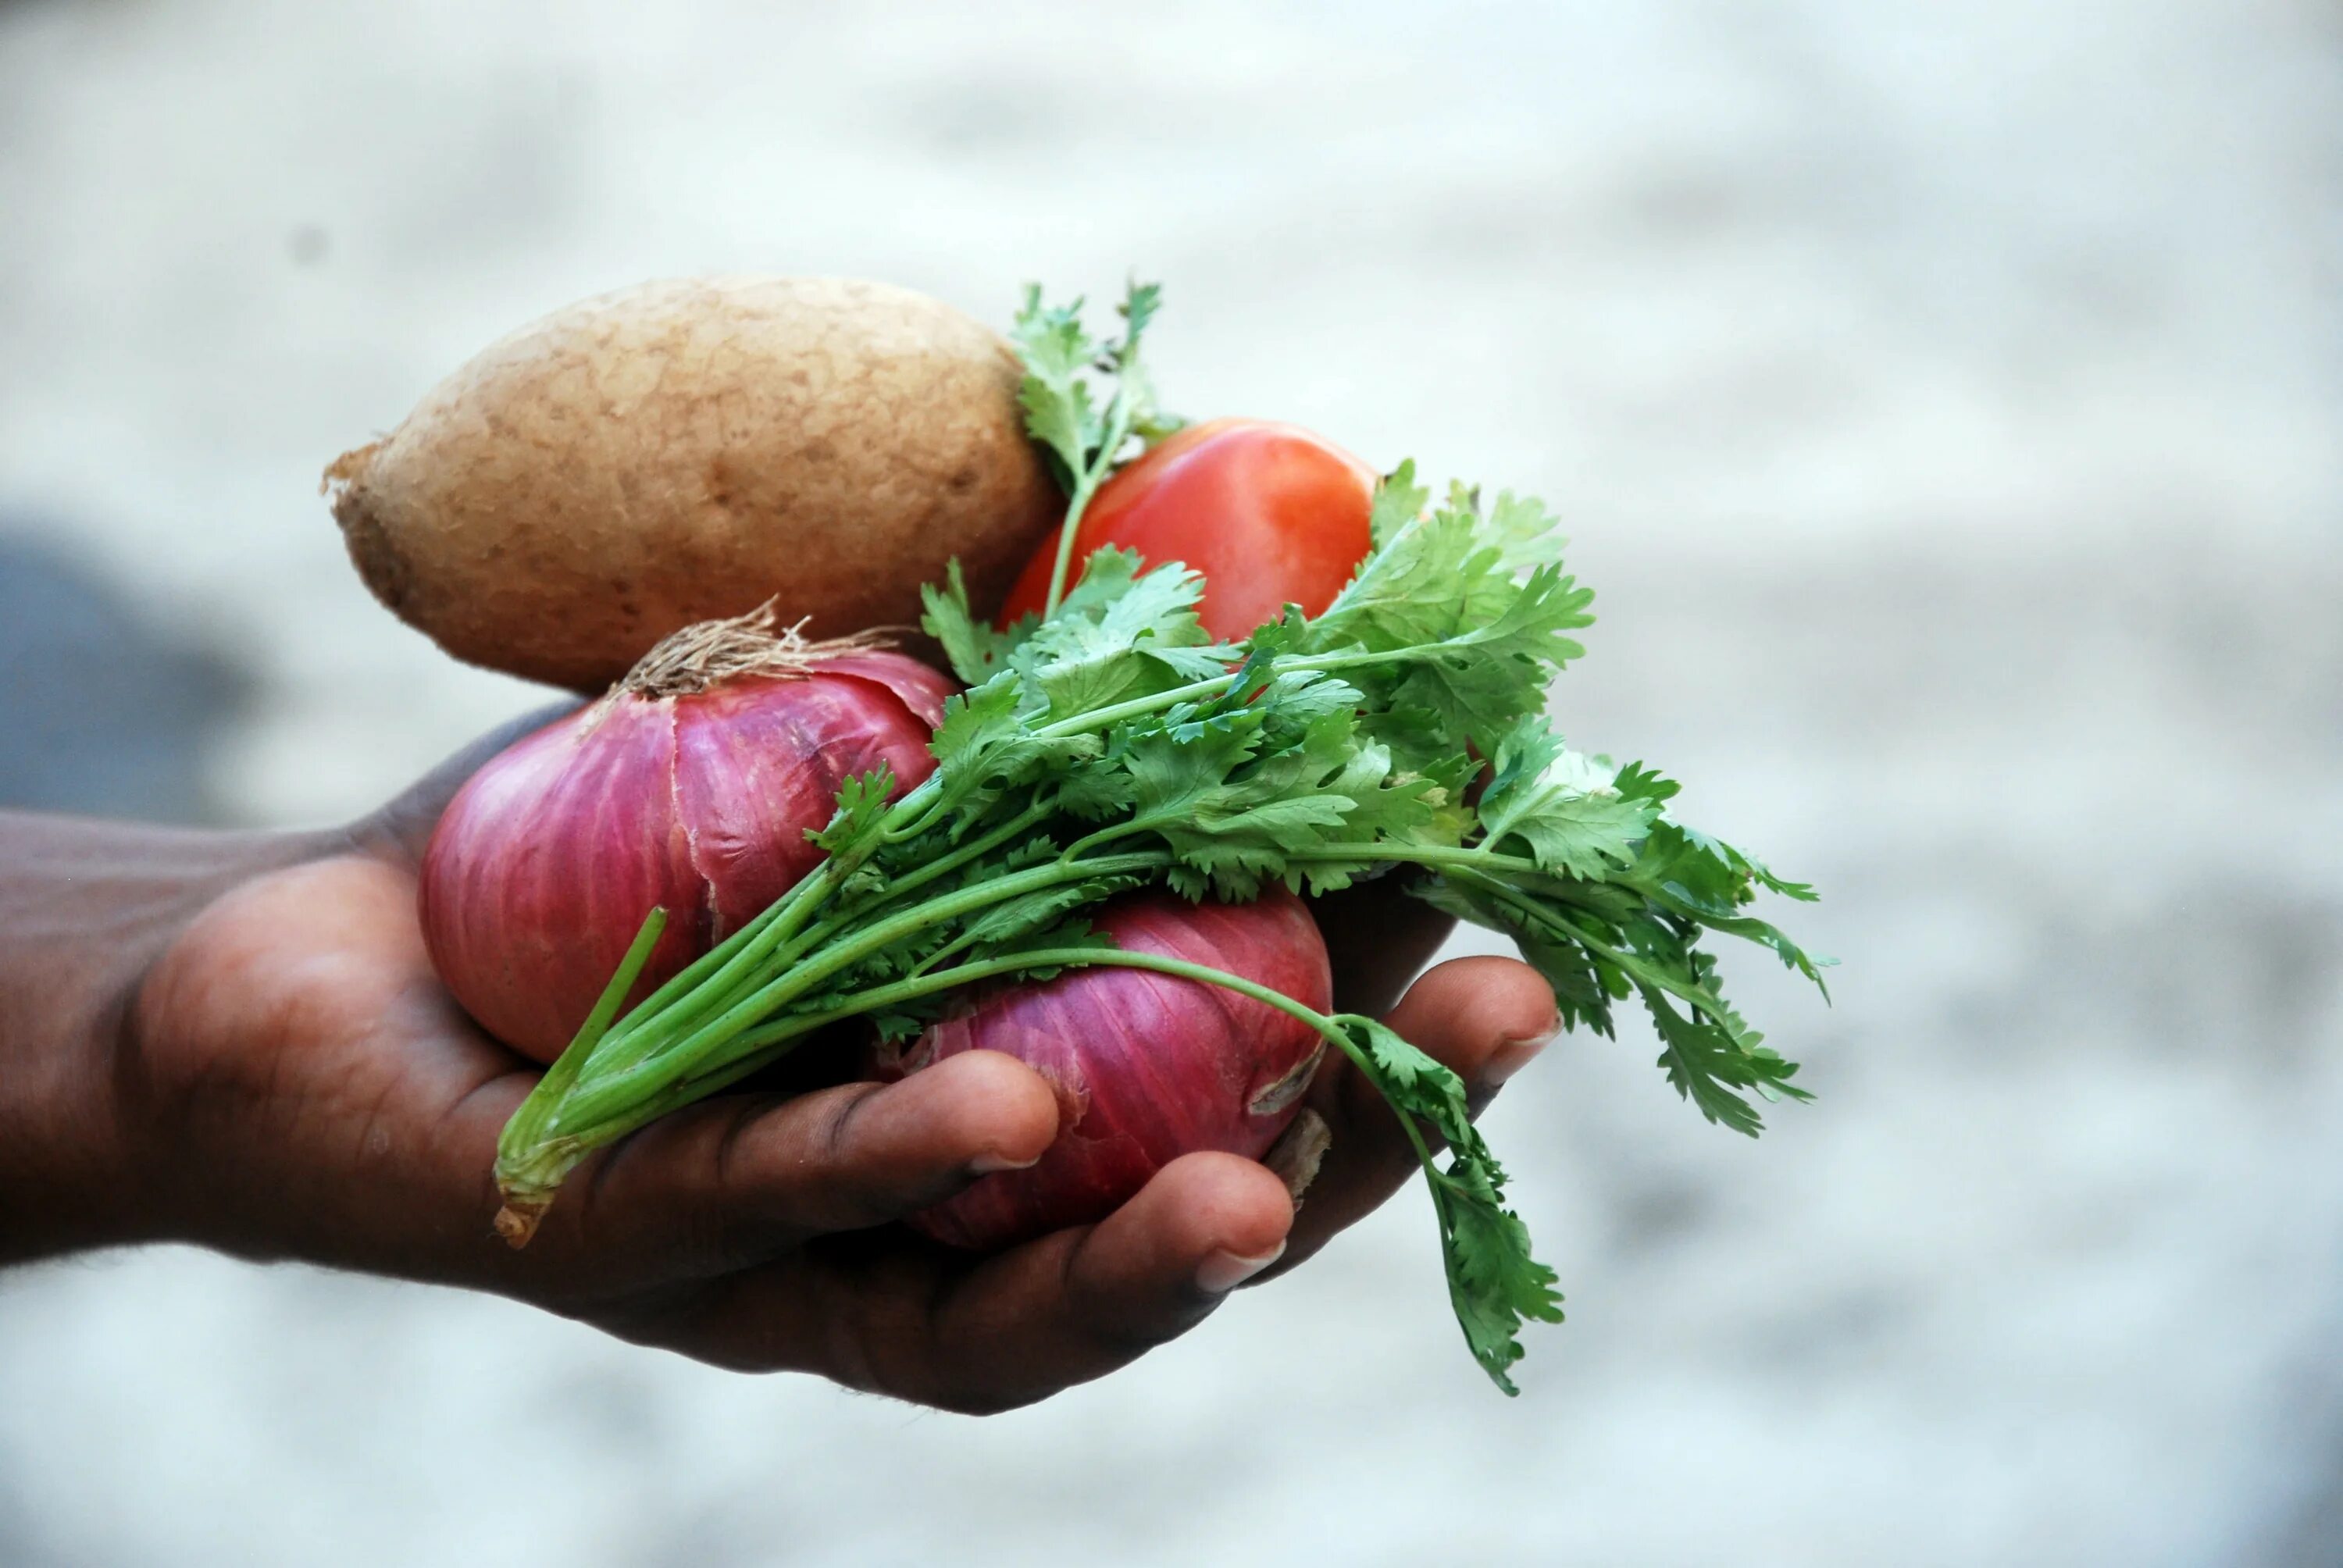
[1008, 287, 1100, 483]
[1482, 488, 1567, 572]
[1680, 909, 1836, 992]
[1018, 549, 1217, 718]
[1009, 280, 1179, 495]
[1639, 982, 1810, 1137]
[952, 886, 1135, 957]
[1301, 486, 1596, 754]
[1254, 667, 1367, 741]
[807, 764, 897, 871]
[928, 676, 1099, 823]
[1310, 482, 1588, 668]
[1120, 707, 1264, 820]
[921, 561, 1026, 686]
[1118, 279, 1164, 346]
[1306, 500, 1488, 655]
[1450, 561, 1596, 668]
[1411, 875, 1622, 1038]
[927, 678, 1025, 778]
[871, 1003, 947, 1045]
[1112, 707, 1448, 898]
[1356, 1014, 1474, 1131]
[1476, 716, 1657, 878]
[948, 909, 1120, 985]
[1342, 1015, 1563, 1393]
[1367, 460, 1432, 549]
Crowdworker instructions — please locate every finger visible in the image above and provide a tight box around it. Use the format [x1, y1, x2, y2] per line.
[542, 1050, 1060, 1278]
[351, 700, 584, 865]
[651, 1151, 1295, 1413]
[1308, 874, 1456, 1017]
[1271, 955, 1557, 1274]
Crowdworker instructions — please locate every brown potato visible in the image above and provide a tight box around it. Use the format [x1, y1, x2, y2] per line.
[323, 276, 1061, 690]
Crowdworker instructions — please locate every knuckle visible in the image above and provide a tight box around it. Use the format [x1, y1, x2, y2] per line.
[815, 1082, 885, 1175]
[710, 1096, 777, 1192]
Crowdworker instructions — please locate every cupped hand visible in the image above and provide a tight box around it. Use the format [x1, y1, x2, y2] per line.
[121, 714, 1558, 1414]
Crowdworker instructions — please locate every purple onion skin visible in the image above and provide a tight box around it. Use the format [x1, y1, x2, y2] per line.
[420, 653, 952, 1062]
[876, 889, 1334, 1251]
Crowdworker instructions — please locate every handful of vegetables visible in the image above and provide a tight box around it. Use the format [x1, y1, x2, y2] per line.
[329, 278, 1828, 1393]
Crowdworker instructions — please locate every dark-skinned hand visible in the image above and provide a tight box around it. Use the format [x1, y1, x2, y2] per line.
[0, 710, 1558, 1414]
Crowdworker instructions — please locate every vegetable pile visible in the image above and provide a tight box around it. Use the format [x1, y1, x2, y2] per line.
[457, 283, 1828, 1394]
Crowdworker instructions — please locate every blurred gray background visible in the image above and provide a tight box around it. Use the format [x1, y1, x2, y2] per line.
[2, 2, 2339, 1563]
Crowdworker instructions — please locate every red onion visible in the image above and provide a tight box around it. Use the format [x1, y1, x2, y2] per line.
[421, 612, 953, 1061]
[874, 889, 1333, 1250]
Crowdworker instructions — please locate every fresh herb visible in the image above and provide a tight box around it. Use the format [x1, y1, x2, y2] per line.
[493, 283, 1829, 1393]
[1007, 282, 1180, 618]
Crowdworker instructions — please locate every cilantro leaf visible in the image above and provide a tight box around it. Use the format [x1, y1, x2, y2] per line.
[1640, 982, 1811, 1137]
[928, 677, 1099, 823]
[1343, 1015, 1564, 1393]
[1008, 287, 1100, 488]
[1476, 716, 1657, 878]
[921, 561, 1026, 686]
[1016, 548, 1218, 718]
[1367, 460, 1431, 549]
[1482, 487, 1567, 572]
[805, 764, 896, 885]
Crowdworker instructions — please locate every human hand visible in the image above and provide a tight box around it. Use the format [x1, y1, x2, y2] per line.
[20, 715, 1559, 1413]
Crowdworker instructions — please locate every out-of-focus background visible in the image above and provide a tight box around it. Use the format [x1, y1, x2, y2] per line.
[2, 2, 2338, 1563]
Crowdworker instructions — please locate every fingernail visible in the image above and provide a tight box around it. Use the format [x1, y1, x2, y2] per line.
[1482, 1022, 1560, 1086]
[968, 1150, 1042, 1174]
[1196, 1240, 1286, 1295]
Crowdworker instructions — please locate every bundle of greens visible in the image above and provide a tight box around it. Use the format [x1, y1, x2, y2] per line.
[492, 286, 1828, 1393]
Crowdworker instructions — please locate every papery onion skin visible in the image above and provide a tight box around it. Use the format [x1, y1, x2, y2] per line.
[421, 650, 952, 1061]
[874, 889, 1334, 1251]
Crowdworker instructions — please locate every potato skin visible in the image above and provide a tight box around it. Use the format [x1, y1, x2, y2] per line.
[325, 276, 1061, 690]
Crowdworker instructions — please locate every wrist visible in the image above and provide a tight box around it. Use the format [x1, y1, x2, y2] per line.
[0, 813, 332, 1263]
[0, 996, 137, 1262]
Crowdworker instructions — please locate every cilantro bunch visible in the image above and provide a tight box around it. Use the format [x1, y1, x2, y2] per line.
[492, 285, 1829, 1393]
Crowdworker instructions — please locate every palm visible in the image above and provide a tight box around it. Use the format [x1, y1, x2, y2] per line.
[137, 851, 557, 1292]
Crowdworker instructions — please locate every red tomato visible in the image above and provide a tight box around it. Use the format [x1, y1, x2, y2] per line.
[998, 417, 1378, 641]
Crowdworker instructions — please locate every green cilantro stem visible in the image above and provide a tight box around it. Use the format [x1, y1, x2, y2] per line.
[1022, 647, 1418, 742]
[587, 792, 1057, 1075]
[1021, 283, 1165, 619]
[1443, 865, 1736, 1025]
[746, 795, 1067, 995]
[494, 905, 669, 1159]
[503, 943, 1421, 1210]
[587, 864, 841, 1075]
[555, 852, 1170, 1130]
[1040, 447, 1113, 620]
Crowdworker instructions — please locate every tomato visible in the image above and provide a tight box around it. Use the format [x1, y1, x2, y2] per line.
[998, 417, 1378, 641]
